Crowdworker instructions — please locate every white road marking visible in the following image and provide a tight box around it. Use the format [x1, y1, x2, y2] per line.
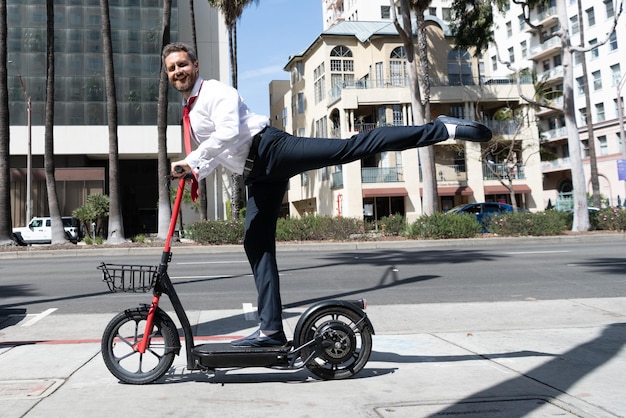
[176, 261, 248, 265]
[21, 308, 57, 327]
[242, 303, 257, 321]
[503, 250, 569, 255]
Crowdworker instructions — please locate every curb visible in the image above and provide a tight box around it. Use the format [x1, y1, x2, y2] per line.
[0, 232, 623, 260]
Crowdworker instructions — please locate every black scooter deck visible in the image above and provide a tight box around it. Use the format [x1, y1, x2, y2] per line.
[192, 342, 292, 368]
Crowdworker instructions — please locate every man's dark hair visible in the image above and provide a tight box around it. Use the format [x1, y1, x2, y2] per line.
[162, 42, 198, 63]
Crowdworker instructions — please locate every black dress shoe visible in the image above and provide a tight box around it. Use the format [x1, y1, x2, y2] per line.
[231, 330, 287, 347]
[437, 115, 492, 142]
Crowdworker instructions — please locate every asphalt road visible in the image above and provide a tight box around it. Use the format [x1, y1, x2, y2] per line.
[1, 239, 624, 316]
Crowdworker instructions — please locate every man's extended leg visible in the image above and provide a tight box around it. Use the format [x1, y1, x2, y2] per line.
[254, 116, 490, 181]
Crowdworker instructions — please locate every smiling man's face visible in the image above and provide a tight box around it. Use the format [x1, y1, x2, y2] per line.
[164, 51, 199, 98]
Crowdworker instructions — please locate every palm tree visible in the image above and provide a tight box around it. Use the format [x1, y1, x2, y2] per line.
[207, 0, 259, 219]
[156, 0, 172, 239]
[44, 0, 66, 244]
[392, 0, 438, 215]
[0, 0, 12, 244]
[100, 0, 125, 244]
[188, 0, 208, 220]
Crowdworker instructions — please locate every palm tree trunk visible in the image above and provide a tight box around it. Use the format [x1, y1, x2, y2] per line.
[156, 0, 172, 239]
[44, 0, 66, 244]
[101, 0, 125, 243]
[0, 0, 13, 244]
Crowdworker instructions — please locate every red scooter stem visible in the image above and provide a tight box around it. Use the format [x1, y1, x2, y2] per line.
[164, 177, 187, 252]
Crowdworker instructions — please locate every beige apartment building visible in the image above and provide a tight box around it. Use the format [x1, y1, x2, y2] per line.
[270, 18, 543, 222]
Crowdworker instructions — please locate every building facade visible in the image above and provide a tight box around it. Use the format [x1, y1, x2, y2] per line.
[485, 0, 626, 209]
[7, 0, 229, 233]
[274, 17, 542, 222]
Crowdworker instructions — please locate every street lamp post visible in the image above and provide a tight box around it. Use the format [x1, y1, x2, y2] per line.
[9, 61, 32, 223]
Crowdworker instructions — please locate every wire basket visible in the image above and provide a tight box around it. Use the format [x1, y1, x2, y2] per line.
[98, 262, 158, 292]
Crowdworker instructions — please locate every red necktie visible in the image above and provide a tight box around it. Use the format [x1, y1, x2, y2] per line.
[183, 97, 199, 201]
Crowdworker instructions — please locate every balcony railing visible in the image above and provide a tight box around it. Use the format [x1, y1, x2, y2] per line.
[540, 126, 567, 141]
[361, 167, 403, 183]
[328, 74, 533, 103]
[436, 164, 467, 181]
[483, 163, 525, 180]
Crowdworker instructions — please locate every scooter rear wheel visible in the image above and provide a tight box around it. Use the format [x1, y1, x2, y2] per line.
[297, 306, 372, 380]
[101, 307, 178, 384]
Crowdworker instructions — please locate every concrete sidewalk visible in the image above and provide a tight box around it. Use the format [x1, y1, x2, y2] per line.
[1, 297, 625, 417]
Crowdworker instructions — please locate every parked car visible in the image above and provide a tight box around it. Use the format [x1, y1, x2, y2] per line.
[13, 216, 82, 245]
[447, 202, 528, 231]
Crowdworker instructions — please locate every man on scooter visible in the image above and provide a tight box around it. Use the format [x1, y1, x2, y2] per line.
[164, 42, 492, 347]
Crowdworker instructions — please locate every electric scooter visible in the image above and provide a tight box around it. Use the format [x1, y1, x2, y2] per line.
[99, 170, 374, 384]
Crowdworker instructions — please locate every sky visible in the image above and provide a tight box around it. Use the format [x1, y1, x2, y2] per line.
[235, 0, 324, 118]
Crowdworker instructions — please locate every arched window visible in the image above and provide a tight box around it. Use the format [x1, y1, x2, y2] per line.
[330, 45, 354, 95]
[389, 46, 407, 86]
[447, 48, 474, 86]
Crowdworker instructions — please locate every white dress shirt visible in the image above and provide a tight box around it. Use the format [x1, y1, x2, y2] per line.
[183, 77, 269, 180]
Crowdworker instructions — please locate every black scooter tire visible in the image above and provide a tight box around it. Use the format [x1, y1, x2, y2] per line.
[101, 307, 178, 384]
[297, 306, 372, 380]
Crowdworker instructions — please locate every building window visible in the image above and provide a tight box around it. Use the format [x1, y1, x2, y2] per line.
[570, 15, 579, 34]
[609, 32, 618, 51]
[586, 7, 596, 26]
[589, 38, 599, 59]
[491, 55, 497, 71]
[313, 62, 325, 104]
[297, 92, 305, 114]
[576, 76, 585, 95]
[579, 107, 587, 125]
[598, 135, 608, 155]
[330, 45, 354, 92]
[593, 70, 602, 90]
[281, 107, 287, 128]
[605, 0, 615, 18]
[518, 14, 526, 30]
[392, 104, 404, 126]
[442, 7, 452, 21]
[375, 61, 384, 87]
[581, 139, 589, 158]
[520, 40, 527, 58]
[618, 132, 623, 153]
[380, 5, 391, 19]
[508, 46, 515, 63]
[390, 46, 407, 86]
[506, 21, 512, 37]
[448, 48, 474, 85]
[595, 103, 605, 121]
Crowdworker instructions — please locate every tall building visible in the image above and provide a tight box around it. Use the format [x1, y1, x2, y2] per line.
[485, 0, 626, 209]
[7, 0, 229, 232]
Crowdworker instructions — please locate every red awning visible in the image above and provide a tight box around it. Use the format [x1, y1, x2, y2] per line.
[362, 187, 408, 197]
[484, 184, 532, 194]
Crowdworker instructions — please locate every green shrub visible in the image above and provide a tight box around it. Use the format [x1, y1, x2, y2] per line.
[188, 219, 245, 244]
[594, 207, 626, 231]
[408, 212, 482, 239]
[486, 210, 569, 236]
[376, 214, 407, 236]
[276, 215, 364, 241]
[132, 234, 146, 243]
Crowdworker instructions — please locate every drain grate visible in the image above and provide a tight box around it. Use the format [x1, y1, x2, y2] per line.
[0, 379, 63, 400]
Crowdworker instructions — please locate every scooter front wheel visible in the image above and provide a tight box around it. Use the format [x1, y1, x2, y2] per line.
[297, 306, 372, 380]
[101, 307, 179, 384]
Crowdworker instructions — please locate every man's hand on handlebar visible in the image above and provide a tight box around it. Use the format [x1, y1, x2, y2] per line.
[170, 160, 192, 178]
